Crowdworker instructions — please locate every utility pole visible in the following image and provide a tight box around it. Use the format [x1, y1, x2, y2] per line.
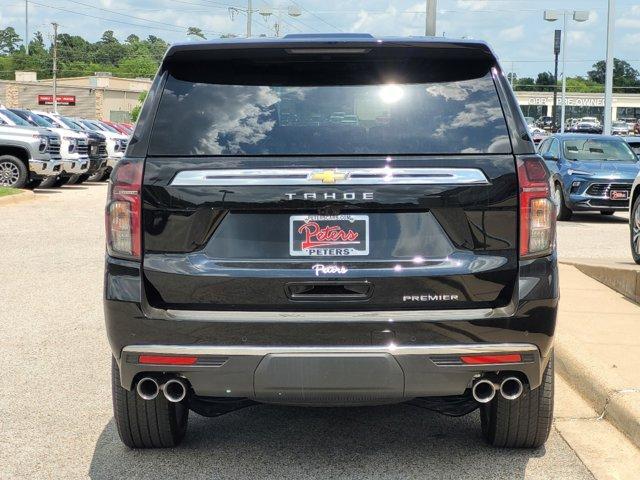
[603, 0, 615, 135]
[52, 22, 58, 113]
[425, 0, 437, 36]
[25, 0, 29, 55]
[552, 29, 561, 132]
[246, 0, 252, 37]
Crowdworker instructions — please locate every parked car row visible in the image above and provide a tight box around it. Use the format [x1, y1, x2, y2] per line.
[537, 133, 640, 221]
[0, 107, 131, 188]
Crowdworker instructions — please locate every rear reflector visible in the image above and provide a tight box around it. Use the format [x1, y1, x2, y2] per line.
[460, 354, 522, 365]
[138, 355, 198, 365]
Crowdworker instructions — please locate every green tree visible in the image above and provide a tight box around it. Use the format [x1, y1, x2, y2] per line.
[116, 56, 157, 77]
[187, 27, 206, 40]
[587, 58, 640, 92]
[0, 27, 22, 54]
[143, 35, 169, 63]
[513, 76, 535, 91]
[95, 30, 126, 65]
[535, 71, 556, 92]
[126, 34, 140, 45]
[130, 91, 148, 122]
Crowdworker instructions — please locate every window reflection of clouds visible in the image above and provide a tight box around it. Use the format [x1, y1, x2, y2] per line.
[163, 84, 280, 155]
[151, 72, 510, 155]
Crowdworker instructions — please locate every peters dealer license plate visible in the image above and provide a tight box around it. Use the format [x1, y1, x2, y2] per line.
[289, 215, 369, 256]
[610, 190, 629, 200]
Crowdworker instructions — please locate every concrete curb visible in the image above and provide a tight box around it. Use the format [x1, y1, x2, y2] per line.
[0, 189, 35, 206]
[556, 341, 640, 450]
[556, 263, 640, 450]
[561, 260, 640, 304]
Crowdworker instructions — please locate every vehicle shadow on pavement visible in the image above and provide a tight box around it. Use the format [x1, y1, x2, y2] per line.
[33, 189, 62, 194]
[565, 213, 628, 224]
[88, 404, 545, 480]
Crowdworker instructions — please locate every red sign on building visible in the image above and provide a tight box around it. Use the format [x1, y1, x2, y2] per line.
[37, 94, 76, 106]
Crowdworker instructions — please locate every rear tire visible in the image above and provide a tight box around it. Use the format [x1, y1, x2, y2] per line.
[480, 353, 554, 448]
[111, 357, 189, 448]
[600, 210, 615, 216]
[0, 155, 28, 188]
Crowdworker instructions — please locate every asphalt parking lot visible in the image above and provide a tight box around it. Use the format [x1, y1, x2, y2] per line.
[557, 211, 630, 262]
[0, 183, 635, 479]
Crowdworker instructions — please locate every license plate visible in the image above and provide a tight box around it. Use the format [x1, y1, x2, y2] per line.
[610, 190, 628, 200]
[290, 215, 369, 256]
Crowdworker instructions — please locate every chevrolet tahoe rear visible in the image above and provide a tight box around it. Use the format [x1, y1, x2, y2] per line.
[105, 34, 557, 449]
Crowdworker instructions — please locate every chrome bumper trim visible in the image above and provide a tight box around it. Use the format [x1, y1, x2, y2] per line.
[164, 307, 496, 322]
[123, 342, 539, 357]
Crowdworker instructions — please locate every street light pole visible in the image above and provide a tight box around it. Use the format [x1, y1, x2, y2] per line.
[552, 29, 560, 132]
[25, 0, 29, 55]
[246, 0, 252, 37]
[560, 13, 567, 133]
[52, 22, 58, 113]
[425, 0, 437, 36]
[603, 0, 616, 135]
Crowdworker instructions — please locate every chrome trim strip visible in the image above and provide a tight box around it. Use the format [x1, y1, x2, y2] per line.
[164, 308, 495, 322]
[170, 167, 490, 186]
[123, 343, 538, 357]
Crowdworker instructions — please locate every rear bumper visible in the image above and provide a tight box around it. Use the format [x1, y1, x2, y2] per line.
[118, 343, 542, 404]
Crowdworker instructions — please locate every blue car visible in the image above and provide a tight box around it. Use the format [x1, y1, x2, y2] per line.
[538, 134, 640, 220]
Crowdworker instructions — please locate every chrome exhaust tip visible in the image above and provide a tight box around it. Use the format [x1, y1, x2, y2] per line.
[472, 378, 496, 403]
[500, 376, 524, 400]
[136, 377, 160, 401]
[162, 378, 187, 403]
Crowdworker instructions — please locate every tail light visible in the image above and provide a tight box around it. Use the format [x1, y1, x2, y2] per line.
[517, 155, 555, 258]
[106, 158, 143, 260]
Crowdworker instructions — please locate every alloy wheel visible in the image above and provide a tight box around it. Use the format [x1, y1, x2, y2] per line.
[0, 161, 20, 187]
[633, 203, 640, 257]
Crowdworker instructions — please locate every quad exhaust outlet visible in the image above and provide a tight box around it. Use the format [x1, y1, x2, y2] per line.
[136, 376, 188, 403]
[471, 378, 496, 403]
[162, 378, 188, 403]
[136, 377, 160, 401]
[472, 375, 525, 403]
[499, 376, 524, 401]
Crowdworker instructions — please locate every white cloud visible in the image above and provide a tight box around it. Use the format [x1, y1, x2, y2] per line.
[622, 32, 640, 46]
[499, 25, 524, 42]
[616, 18, 640, 29]
[455, 1, 489, 12]
[568, 30, 592, 47]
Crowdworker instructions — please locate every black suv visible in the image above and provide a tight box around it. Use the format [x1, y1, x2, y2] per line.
[105, 34, 557, 449]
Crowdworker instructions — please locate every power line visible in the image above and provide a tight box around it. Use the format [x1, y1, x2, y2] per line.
[288, 0, 342, 31]
[27, 1, 196, 34]
[55, 0, 221, 35]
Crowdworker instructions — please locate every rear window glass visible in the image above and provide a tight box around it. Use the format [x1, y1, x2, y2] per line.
[149, 66, 510, 156]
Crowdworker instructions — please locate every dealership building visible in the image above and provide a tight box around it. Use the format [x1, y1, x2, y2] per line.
[515, 90, 640, 122]
[0, 71, 151, 122]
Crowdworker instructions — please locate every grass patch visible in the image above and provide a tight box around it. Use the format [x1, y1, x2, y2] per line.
[0, 186, 21, 197]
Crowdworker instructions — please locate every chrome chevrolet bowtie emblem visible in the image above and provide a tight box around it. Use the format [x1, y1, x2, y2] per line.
[308, 170, 349, 184]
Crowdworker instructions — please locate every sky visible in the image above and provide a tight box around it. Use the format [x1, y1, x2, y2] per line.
[1, 0, 640, 78]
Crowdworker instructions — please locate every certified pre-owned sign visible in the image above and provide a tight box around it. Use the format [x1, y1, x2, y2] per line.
[38, 94, 76, 106]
